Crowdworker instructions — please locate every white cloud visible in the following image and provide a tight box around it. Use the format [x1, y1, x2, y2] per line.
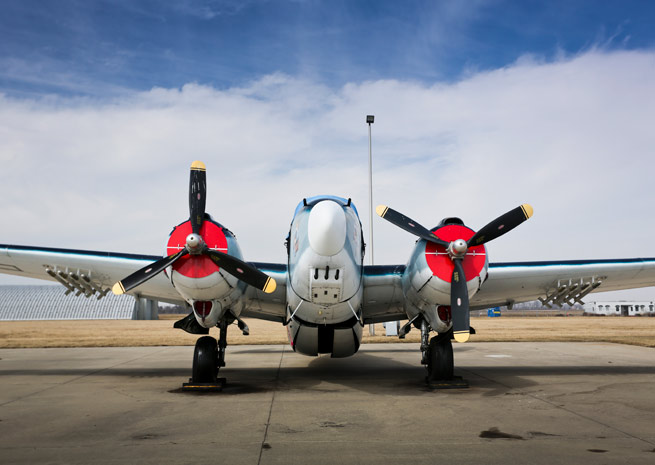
[1, 49, 654, 299]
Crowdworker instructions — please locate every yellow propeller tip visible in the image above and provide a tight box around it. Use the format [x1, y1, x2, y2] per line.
[191, 160, 206, 171]
[375, 205, 389, 218]
[521, 204, 534, 219]
[112, 282, 125, 295]
[263, 277, 277, 294]
[453, 331, 470, 343]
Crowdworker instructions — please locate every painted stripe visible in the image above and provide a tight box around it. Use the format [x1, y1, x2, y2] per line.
[190, 160, 206, 171]
[490, 258, 655, 268]
[0, 244, 160, 262]
[112, 281, 125, 295]
[453, 330, 470, 343]
[375, 205, 389, 218]
[263, 276, 277, 294]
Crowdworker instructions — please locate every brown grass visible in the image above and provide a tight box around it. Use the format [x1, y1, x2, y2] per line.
[1, 316, 654, 348]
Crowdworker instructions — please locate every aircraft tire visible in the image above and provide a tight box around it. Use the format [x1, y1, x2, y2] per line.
[192, 336, 218, 383]
[427, 336, 454, 381]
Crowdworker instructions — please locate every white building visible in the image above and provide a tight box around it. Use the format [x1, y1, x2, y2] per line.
[583, 301, 655, 316]
[0, 285, 158, 320]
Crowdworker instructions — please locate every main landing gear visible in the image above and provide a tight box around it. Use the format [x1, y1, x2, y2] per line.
[182, 318, 233, 391]
[420, 319, 468, 389]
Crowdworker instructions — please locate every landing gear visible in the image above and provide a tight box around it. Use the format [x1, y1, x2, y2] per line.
[426, 333, 453, 381]
[422, 326, 468, 389]
[183, 319, 229, 391]
[191, 336, 218, 382]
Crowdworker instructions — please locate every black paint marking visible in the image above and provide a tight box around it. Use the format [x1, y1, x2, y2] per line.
[479, 427, 524, 440]
[262, 443, 271, 450]
[133, 433, 160, 440]
[320, 421, 346, 428]
[587, 449, 607, 453]
[528, 431, 560, 437]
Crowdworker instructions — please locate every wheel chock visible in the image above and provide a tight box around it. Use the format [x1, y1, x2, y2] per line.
[426, 376, 469, 390]
[181, 378, 226, 392]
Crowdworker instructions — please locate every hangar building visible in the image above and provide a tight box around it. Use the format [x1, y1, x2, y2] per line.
[0, 285, 159, 320]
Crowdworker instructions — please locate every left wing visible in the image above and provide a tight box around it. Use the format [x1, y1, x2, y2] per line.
[473, 258, 655, 309]
[361, 258, 655, 323]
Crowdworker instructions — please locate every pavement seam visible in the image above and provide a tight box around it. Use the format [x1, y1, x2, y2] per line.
[0, 346, 173, 408]
[257, 344, 285, 465]
[459, 367, 655, 447]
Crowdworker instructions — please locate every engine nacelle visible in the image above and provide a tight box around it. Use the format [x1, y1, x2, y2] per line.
[166, 217, 245, 327]
[402, 221, 488, 331]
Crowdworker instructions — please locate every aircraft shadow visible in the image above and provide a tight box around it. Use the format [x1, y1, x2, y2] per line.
[3, 352, 653, 396]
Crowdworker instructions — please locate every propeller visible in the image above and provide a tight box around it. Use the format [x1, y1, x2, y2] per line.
[377, 204, 533, 342]
[189, 160, 206, 235]
[112, 161, 277, 296]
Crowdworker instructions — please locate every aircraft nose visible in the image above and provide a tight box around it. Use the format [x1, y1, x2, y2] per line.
[308, 200, 347, 256]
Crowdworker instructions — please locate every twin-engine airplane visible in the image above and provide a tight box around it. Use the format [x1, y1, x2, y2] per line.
[2, 161, 655, 387]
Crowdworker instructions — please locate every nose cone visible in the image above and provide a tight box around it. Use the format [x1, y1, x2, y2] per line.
[308, 200, 347, 256]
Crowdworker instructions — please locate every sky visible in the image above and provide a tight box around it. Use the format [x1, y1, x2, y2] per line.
[1, 0, 655, 301]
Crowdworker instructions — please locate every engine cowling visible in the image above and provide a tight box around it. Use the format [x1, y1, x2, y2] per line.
[403, 221, 489, 331]
[166, 218, 243, 327]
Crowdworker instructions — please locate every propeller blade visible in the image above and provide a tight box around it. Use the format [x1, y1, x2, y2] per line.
[450, 258, 470, 343]
[467, 204, 533, 248]
[205, 250, 277, 294]
[112, 249, 188, 295]
[189, 160, 207, 235]
[376, 205, 449, 247]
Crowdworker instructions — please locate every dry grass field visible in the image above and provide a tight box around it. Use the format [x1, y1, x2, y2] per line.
[1, 315, 655, 348]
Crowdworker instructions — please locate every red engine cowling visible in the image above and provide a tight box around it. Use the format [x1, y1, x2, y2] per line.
[166, 219, 228, 279]
[403, 223, 489, 331]
[165, 219, 237, 327]
[425, 224, 486, 285]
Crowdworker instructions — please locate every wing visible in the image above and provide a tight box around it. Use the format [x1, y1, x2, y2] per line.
[0, 244, 185, 304]
[242, 263, 288, 322]
[472, 258, 655, 309]
[361, 258, 655, 323]
[362, 265, 407, 324]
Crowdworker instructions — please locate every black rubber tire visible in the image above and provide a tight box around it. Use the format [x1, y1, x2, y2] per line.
[427, 336, 454, 381]
[192, 336, 218, 383]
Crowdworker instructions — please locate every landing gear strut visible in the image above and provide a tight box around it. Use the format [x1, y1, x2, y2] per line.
[183, 319, 229, 391]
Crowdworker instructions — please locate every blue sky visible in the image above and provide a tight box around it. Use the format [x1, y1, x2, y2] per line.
[1, 0, 654, 97]
[2, 1, 655, 302]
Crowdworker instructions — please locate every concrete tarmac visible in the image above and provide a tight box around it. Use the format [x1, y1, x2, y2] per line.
[1, 342, 654, 464]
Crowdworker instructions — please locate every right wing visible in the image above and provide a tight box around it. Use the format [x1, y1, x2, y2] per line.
[0, 244, 184, 304]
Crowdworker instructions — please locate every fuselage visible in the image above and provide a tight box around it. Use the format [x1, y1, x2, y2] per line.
[285, 196, 365, 357]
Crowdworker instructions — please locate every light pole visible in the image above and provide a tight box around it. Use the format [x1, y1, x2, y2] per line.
[367, 115, 375, 336]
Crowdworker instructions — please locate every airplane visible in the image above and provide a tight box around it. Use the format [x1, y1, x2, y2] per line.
[2, 160, 655, 388]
